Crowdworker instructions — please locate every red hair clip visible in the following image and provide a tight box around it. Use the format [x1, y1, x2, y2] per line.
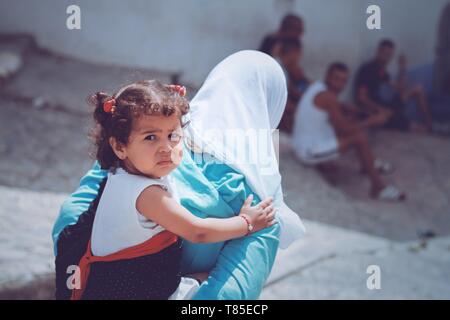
[103, 98, 116, 113]
[168, 84, 187, 97]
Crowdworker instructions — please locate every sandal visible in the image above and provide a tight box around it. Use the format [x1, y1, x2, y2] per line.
[374, 158, 394, 174]
[361, 158, 394, 175]
[374, 185, 406, 201]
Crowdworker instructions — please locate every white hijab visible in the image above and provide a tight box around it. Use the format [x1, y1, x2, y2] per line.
[185, 50, 305, 249]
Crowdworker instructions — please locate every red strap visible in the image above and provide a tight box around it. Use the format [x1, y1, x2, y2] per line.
[71, 230, 178, 300]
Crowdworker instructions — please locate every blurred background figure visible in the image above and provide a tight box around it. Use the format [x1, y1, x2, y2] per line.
[435, 2, 450, 97]
[276, 37, 307, 133]
[259, 13, 304, 56]
[407, 2, 450, 135]
[292, 62, 405, 201]
[259, 14, 309, 134]
[354, 39, 433, 132]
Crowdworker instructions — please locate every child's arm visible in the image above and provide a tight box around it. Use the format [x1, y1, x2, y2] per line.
[136, 186, 276, 244]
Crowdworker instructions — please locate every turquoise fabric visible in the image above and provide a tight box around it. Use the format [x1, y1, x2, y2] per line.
[52, 145, 280, 299]
[52, 163, 107, 255]
[174, 150, 281, 300]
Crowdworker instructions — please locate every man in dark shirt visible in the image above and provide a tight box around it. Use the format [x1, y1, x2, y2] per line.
[355, 56, 391, 105]
[354, 39, 402, 129]
[354, 39, 432, 131]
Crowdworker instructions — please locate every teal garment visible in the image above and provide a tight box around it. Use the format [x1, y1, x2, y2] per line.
[174, 150, 281, 300]
[52, 146, 280, 299]
[52, 162, 107, 256]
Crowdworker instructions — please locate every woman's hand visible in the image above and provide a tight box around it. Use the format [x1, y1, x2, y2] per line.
[239, 194, 277, 234]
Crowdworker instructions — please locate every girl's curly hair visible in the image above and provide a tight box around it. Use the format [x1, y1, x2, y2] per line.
[88, 80, 190, 171]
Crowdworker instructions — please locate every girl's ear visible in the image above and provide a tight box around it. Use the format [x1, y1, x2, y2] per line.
[109, 137, 127, 160]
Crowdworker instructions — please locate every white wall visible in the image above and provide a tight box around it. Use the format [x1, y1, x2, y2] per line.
[0, 0, 447, 87]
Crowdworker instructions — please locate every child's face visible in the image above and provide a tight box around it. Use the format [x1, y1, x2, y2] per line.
[113, 113, 184, 178]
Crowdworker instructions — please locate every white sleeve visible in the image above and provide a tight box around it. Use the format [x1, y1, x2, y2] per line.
[126, 175, 170, 228]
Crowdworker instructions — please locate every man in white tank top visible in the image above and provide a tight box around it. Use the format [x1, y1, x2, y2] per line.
[292, 62, 406, 201]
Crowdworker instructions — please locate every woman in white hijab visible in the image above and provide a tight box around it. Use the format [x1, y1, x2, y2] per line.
[186, 50, 305, 249]
[173, 50, 305, 299]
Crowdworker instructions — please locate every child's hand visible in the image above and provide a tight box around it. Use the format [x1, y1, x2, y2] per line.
[239, 194, 277, 234]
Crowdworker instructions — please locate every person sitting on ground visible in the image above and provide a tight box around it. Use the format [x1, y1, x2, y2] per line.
[276, 37, 309, 134]
[292, 62, 406, 201]
[354, 39, 432, 132]
[407, 3, 450, 135]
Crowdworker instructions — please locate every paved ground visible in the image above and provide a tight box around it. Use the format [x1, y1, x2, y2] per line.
[1, 184, 448, 299]
[279, 130, 450, 241]
[263, 221, 450, 299]
[0, 34, 449, 299]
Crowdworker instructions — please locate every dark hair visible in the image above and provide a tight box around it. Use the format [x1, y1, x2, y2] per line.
[280, 14, 303, 32]
[279, 36, 302, 56]
[88, 80, 189, 171]
[326, 62, 349, 76]
[378, 39, 395, 49]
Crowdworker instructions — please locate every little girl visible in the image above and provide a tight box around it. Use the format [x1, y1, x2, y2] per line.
[71, 80, 276, 300]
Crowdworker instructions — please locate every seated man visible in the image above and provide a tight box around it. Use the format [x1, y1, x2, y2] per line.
[407, 4, 450, 134]
[408, 63, 450, 135]
[276, 37, 309, 134]
[292, 62, 406, 201]
[354, 39, 432, 132]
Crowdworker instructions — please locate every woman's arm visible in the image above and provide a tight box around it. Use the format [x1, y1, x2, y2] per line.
[136, 186, 275, 244]
[175, 150, 282, 300]
[193, 221, 281, 300]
